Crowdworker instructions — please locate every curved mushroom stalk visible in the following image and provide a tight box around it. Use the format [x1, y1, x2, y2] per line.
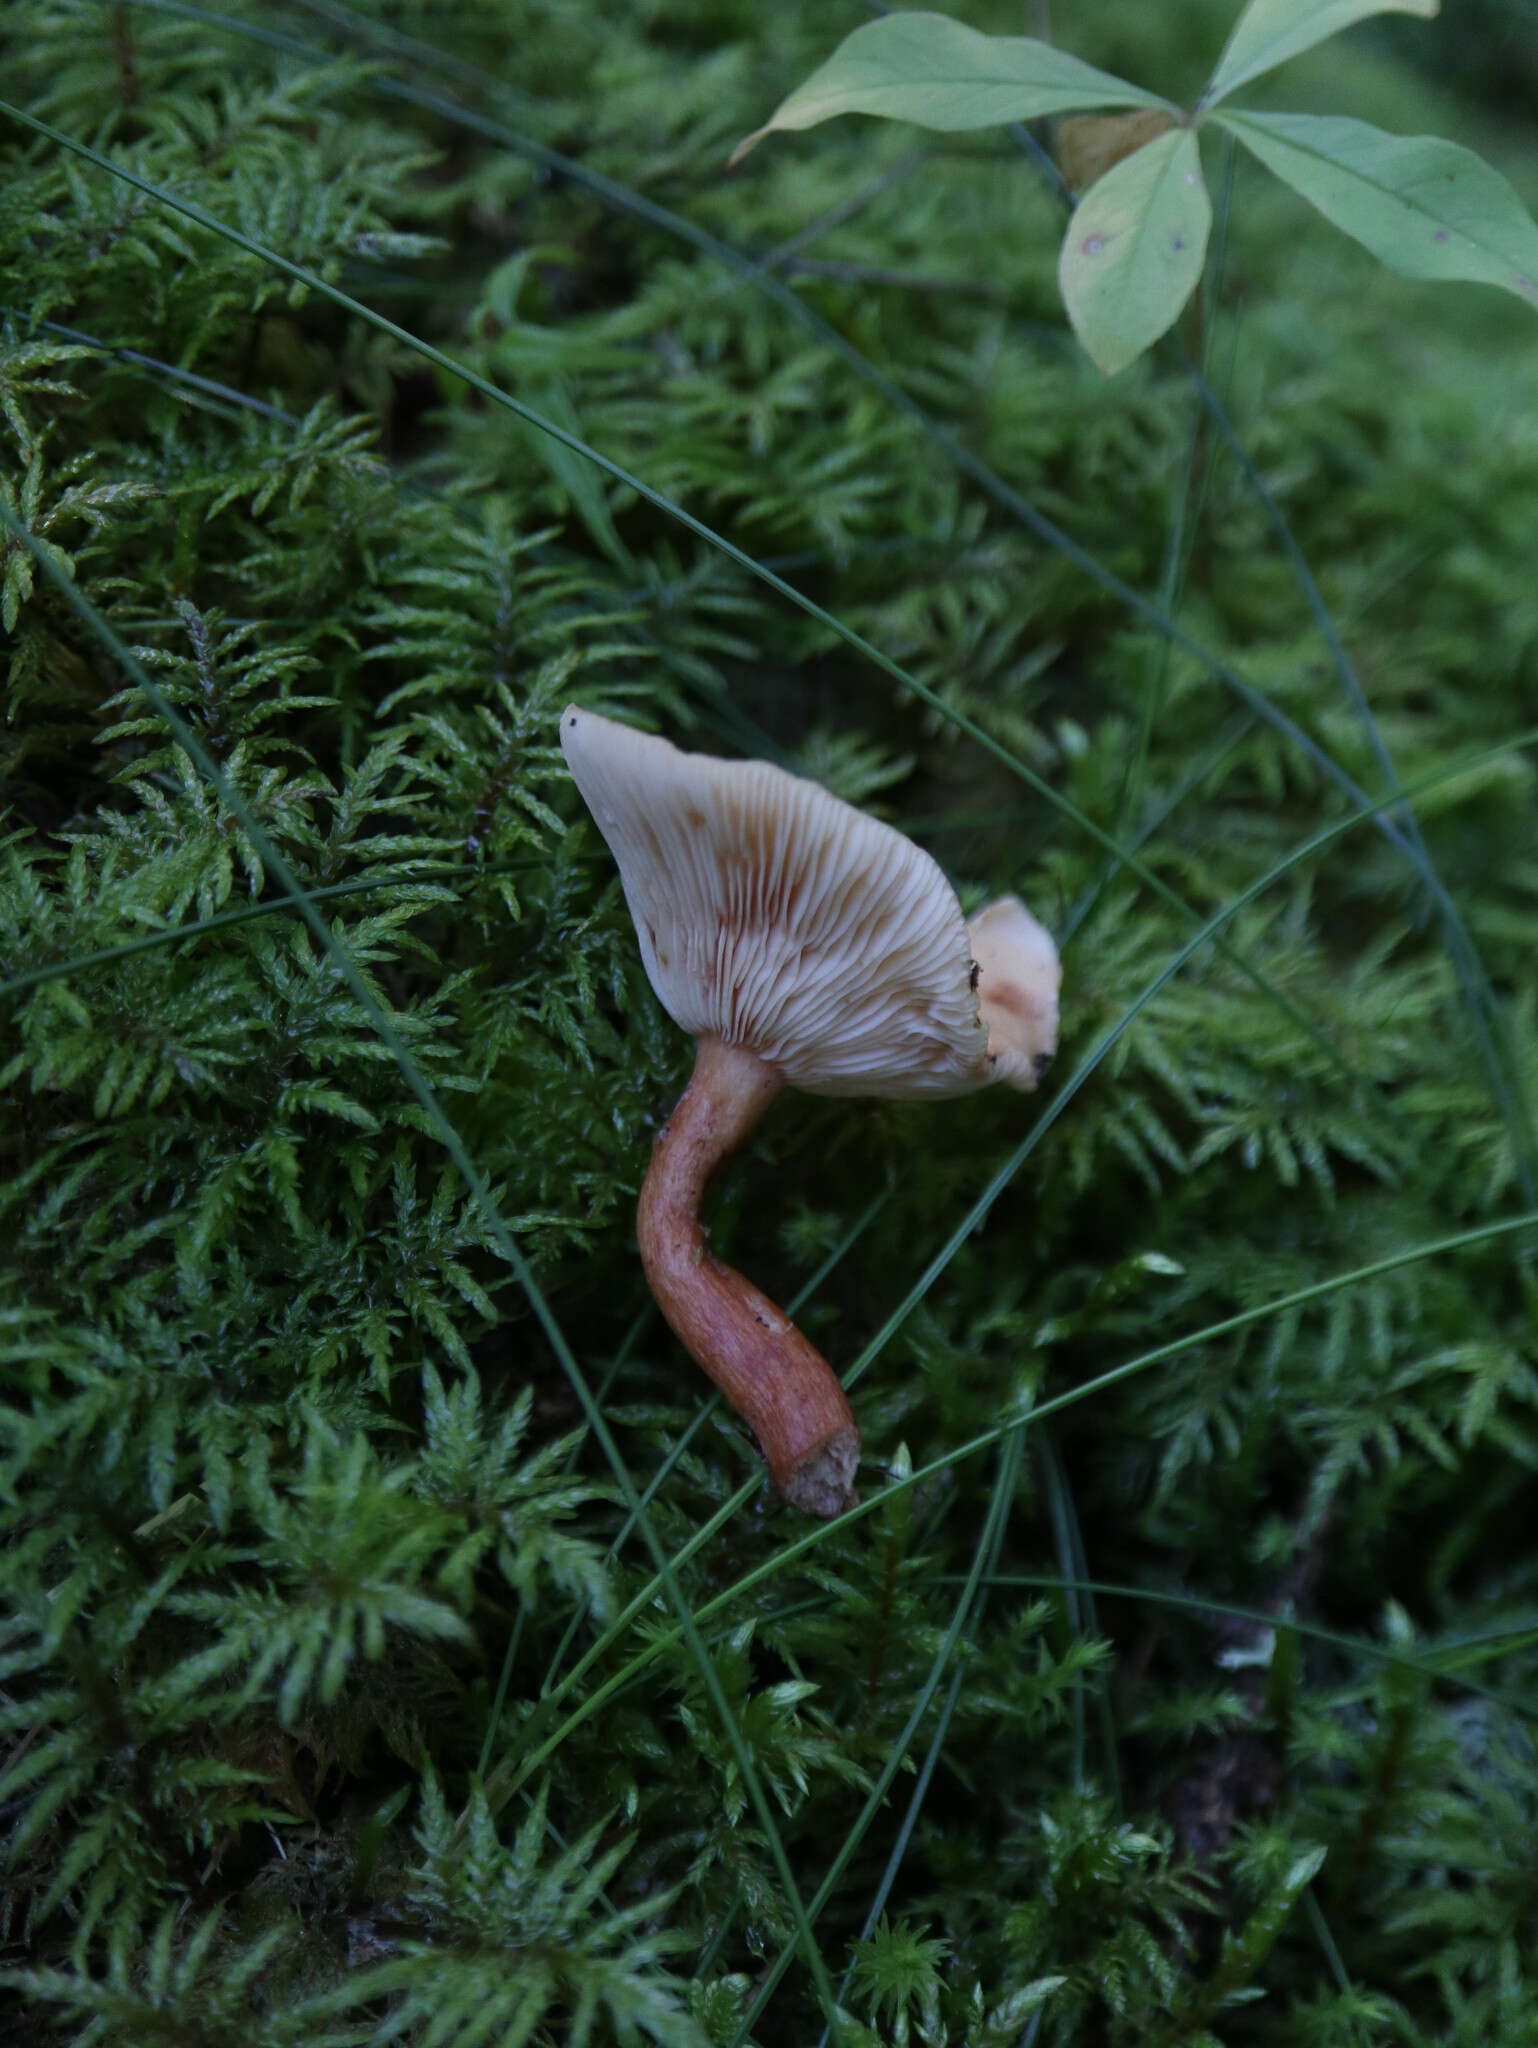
[637, 1035, 860, 1517]
[561, 705, 1062, 1518]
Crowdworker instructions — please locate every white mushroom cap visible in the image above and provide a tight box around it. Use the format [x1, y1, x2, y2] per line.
[560, 705, 993, 1098]
[966, 895, 1061, 1090]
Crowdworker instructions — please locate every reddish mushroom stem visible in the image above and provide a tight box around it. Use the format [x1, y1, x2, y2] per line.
[636, 1033, 860, 1516]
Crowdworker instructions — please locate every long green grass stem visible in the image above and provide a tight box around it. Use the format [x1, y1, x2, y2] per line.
[0, 95, 1426, 1146]
[0, 496, 850, 2041]
[505, 1203, 1538, 1797]
[90, 7, 1493, 941]
[489, 722, 1538, 1794]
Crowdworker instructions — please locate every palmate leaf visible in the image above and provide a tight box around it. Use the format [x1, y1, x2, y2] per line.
[1218, 111, 1538, 308]
[1201, 0, 1438, 109]
[731, 11, 1168, 163]
[1059, 128, 1212, 376]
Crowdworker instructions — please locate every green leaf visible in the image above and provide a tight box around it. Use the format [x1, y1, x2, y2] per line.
[1058, 128, 1212, 376]
[731, 11, 1168, 162]
[522, 378, 634, 570]
[1202, 0, 1437, 108]
[1217, 111, 1538, 308]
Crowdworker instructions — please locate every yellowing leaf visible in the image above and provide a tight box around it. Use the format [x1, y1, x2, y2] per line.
[1056, 110, 1175, 196]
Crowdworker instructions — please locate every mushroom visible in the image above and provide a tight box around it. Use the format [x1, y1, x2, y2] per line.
[560, 705, 1060, 1517]
[967, 894, 1061, 1089]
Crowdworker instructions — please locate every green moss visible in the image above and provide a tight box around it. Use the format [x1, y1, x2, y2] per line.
[3, 2, 1538, 2043]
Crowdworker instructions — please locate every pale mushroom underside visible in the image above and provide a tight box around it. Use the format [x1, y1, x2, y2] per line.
[561, 706, 993, 1097]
